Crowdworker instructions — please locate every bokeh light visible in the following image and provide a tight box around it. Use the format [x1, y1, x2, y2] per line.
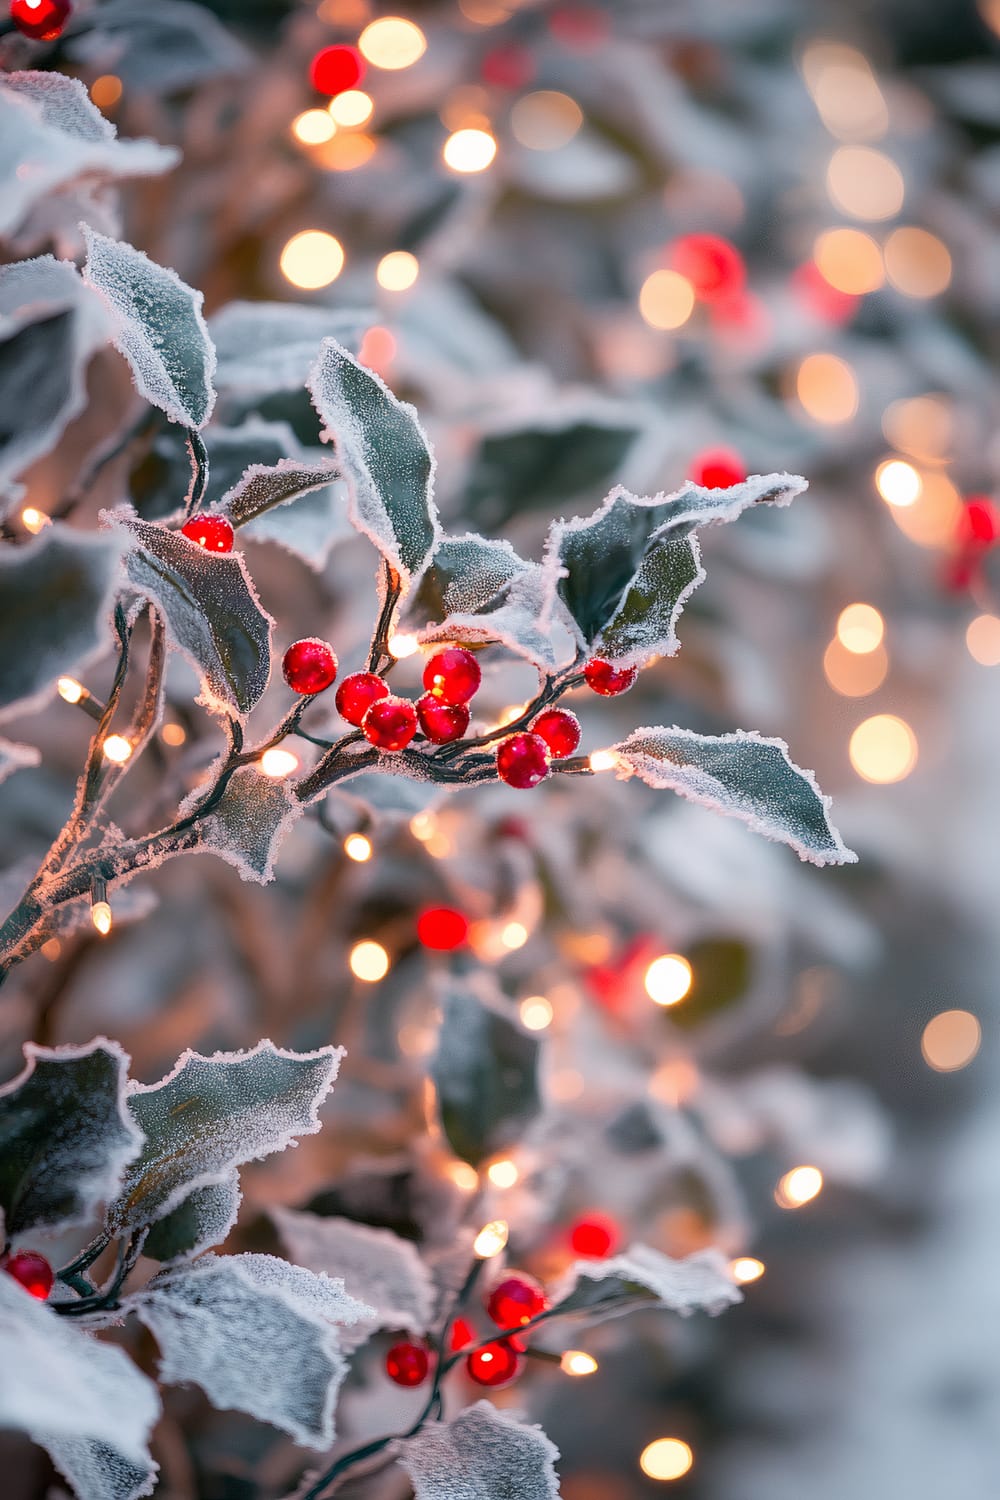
[823, 639, 889, 697]
[279, 230, 345, 289]
[519, 995, 554, 1030]
[826, 146, 904, 220]
[639, 1438, 694, 1481]
[292, 109, 336, 145]
[259, 748, 298, 778]
[795, 352, 859, 424]
[328, 89, 374, 127]
[837, 603, 885, 653]
[731, 1256, 766, 1284]
[358, 17, 427, 70]
[510, 90, 584, 149]
[645, 954, 693, 1007]
[875, 458, 922, 508]
[775, 1165, 823, 1208]
[349, 939, 390, 982]
[849, 714, 918, 783]
[376, 250, 420, 291]
[813, 227, 884, 294]
[966, 614, 1000, 666]
[921, 1010, 981, 1071]
[638, 269, 696, 330]
[884, 227, 952, 298]
[443, 127, 497, 172]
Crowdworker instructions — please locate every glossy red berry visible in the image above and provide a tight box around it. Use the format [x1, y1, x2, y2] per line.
[496, 732, 551, 790]
[309, 44, 364, 96]
[530, 708, 581, 759]
[180, 514, 234, 553]
[3, 1250, 54, 1300]
[282, 638, 338, 696]
[10, 0, 71, 39]
[385, 1340, 430, 1387]
[688, 447, 746, 490]
[363, 695, 418, 752]
[416, 907, 469, 951]
[569, 1213, 619, 1258]
[335, 671, 389, 726]
[417, 693, 469, 744]
[423, 647, 481, 706]
[487, 1273, 548, 1328]
[583, 658, 638, 696]
[449, 1315, 476, 1352]
[467, 1339, 522, 1388]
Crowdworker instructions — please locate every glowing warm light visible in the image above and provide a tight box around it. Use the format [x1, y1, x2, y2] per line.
[458, 0, 512, 21]
[638, 269, 696, 331]
[826, 146, 904, 220]
[775, 1165, 823, 1208]
[102, 735, 132, 764]
[813, 227, 884, 294]
[358, 325, 397, 372]
[496, 703, 527, 729]
[349, 939, 390, 983]
[837, 603, 884, 654]
[795, 352, 858, 424]
[279, 230, 345, 290]
[588, 749, 619, 772]
[639, 1438, 694, 1482]
[21, 506, 49, 533]
[328, 89, 374, 127]
[473, 1219, 509, 1258]
[161, 722, 186, 746]
[376, 250, 419, 292]
[561, 1351, 598, 1376]
[849, 714, 917, 784]
[292, 109, 336, 146]
[359, 17, 427, 70]
[443, 127, 497, 173]
[889, 469, 962, 549]
[803, 45, 889, 141]
[312, 133, 377, 172]
[90, 74, 123, 110]
[344, 833, 373, 863]
[388, 632, 419, 659]
[57, 676, 84, 704]
[921, 1010, 981, 1072]
[823, 639, 888, 698]
[448, 1161, 479, 1192]
[645, 954, 693, 1007]
[510, 90, 584, 150]
[409, 811, 437, 841]
[881, 395, 953, 465]
[967, 614, 1000, 667]
[519, 995, 554, 1031]
[486, 1158, 519, 1188]
[500, 921, 528, 950]
[884, 227, 952, 298]
[91, 901, 113, 937]
[259, 747, 299, 778]
[875, 458, 921, 508]
[731, 1256, 765, 1284]
[649, 1058, 700, 1107]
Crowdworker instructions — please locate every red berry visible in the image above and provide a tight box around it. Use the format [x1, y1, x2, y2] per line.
[3, 1250, 54, 1300]
[416, 907, 469, 951]
[363, 695, 418, 752]
[385, 1340, 430, 1387]
[10, 0, 71, 39]
[480, 43, 536, 89]
[423, 647, 481, 706]
[466, 1339, 522, 1388]
[282, 638, 338, 696]
[569, 1213, 619, 1258]
[496, 732, 551, 790]
[335, 671, 389, 726]
[669, 233, 745, 303]
[180, 514, 234, 553]
[530, 708, 581, 759]
[487, 1273, 548, 1328]
[450, 1316, 476, 1352]
[960, 497, 1000, 547]
[583, 658, 637, 696]
[309, 44, 364, 96]
[417, 693, 469, 744]
[688, 447, 746, 490]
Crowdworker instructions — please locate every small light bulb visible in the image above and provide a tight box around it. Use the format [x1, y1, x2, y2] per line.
[775, 1165, 823, 1208]
[645, 953, 693, 1007]
[486, 1158, 519, 1189]
[388, 632, 419, 659]
[588, 749, 619, 772]
[161, 722, 187, 746]
[57, 677, 84, 704]
[473, 1218, 509, 1258]
[448, 1161, 479, 1192]
[410, 811, 437, 841]
[376, 250, 419, 291]
[292, 109, 336, 145]
[328, 89, 374, 127]
[640, 1438, 694, 1482]
[730, 1256, 765, 1284]
[443, 127, 497, 173]
[21, 507, 50, 534]
[519, 995, 553, 1031]
[500, 920, 528, 950]
[561, 1350, 598, 1376]
[344, 833, 373, 863]
[102, 735, 132, 764]
[91, 901, 113, 937]
[259, 747, 299, 778]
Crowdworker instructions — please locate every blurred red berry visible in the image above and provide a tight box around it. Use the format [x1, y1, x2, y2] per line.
[569, 1213, 619, 1258]
[309, 44, 364, 96]
[10, 0, 71, 39]
[3, 1250, 54, 1300]
[487, 1273, 548, 1328]
[688, 448, 745, 490]
[385, 1340, 430, 1387]
[466, 1339, 522, 1387]
[416, 907, 469, 951]
[670, 234, 745, 303]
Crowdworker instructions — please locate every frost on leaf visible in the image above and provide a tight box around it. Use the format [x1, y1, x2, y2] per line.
[0, 738, 40, 785]
[192, 766, 303, 883]
[210, 301, 368, 394]
[431, 980, 540, 1167]
[119, 514, 273, 718]
[396, 1402, 561, 1500]
[222, 456, 352, 570]
[0, 1273, 159, 1500]
[143, 1170, 241, 1265]
[109, 1040, 344, 1232]
[550, 1244, 740, 1320]
[273, 1207, 435, 1350]
[131, 1253, 372, 1448]
[308, 338, 439, 584]
[0, 528, 123, 722]
[222, 456, 341, 527]
[613, 725, 857, 867]
[0, 1038, 142, 1236]
[82, 227, 216, 430]
[68, 0, 251, 96]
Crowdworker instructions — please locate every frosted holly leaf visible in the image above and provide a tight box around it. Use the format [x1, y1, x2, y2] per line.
[465, 414, 638, 525]
[273, 1208, 435, 1350]
[119, 514, 273, 718]
[109, 1040, 344, 1232]
[0, 738, 39, 785]
[550, 1245, 740, 1321]
[243, 484, 353, 571]
[5, 69, 119, 143]
[0, 1038, 142, 1236]
[143, 1170, 241, 1265]
[0, 528, 123, 722]
[612, 726, 857, 867]
[308, 338, 439, 584]
[431, 981, 540, 1167]
[210, 301, 369, 394]
[222, 456, 341, 527]
[130, 1253, 373, 1447]
[396, 1403, 561, 1500]
[595, 536, 702, 669]
[82, 227, 216, 430]
[68, 0, 251, 95]
[192, 766, 303, 883]
[0, 1273, 159, 1500]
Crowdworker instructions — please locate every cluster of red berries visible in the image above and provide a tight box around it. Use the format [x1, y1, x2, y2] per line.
[496, 657, 636, 791]
[10, 0, 71, 41]
[384, 1270, 548, 1390]
[2, 1248, 54, 1300]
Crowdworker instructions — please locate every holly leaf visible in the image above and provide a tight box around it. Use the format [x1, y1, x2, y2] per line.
[130, 1253, 373, 1447]
[549, 1244, 740, 1320]
[396, 1403, 560, 1500]
[221, 455, 341, 528]
[595, 535, 702, 669]
[82, 227, 216, 430]
[612, 725, 857, 867]
[191, 766, 303, 883]
[0, 1273, 159, 1500]
[465, 415, 638, 526]
[431, 981, 540, 1167]
[67, 0, 251, 96]
[142, 1171, 241, 1265]
[109, 1040, 343, 1232]
[308, 338, 439, 583]
[119, 514, 273, 718]
[210, 301, 369, 394]
[0, 528, 123, 722]
[0, 1038, 142, 1237]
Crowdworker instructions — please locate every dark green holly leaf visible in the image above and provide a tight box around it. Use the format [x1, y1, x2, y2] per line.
[430, 982, 540, 1167]
[192, 765, 303, 883]
[397, 1403, 561, 1500]
[596, 534, 701, 668]
[465, 415, 638, 526]
[550, 1244, 740, 1320]
[143, 1170, 240, 1265]
[222, 456, 341, 527]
